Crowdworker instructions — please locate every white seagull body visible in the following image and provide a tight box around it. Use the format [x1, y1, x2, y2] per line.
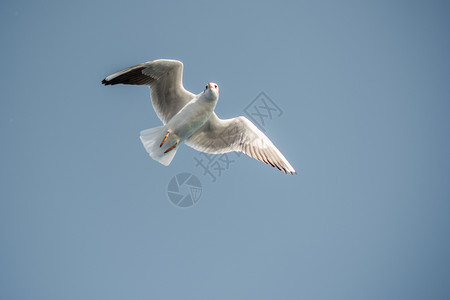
[102, 59, 296, 174]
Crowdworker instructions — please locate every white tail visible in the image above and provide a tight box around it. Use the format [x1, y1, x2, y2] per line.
[140, 126, 179, 166]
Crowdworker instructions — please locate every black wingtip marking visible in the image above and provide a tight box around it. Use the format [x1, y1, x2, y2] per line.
[101, 67, 155, 86]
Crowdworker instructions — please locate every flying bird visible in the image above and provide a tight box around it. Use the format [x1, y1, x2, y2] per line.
[102, 59, 296, 174]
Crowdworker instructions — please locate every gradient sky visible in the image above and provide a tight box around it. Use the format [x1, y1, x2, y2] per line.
[1, 0, 449, 299]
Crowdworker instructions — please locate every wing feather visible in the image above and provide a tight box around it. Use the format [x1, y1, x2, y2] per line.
[102, 59, 195, 124]
[186, 113, 296, 174]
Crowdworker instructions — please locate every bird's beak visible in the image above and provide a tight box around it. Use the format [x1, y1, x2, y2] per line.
[208, 83, 213, 89]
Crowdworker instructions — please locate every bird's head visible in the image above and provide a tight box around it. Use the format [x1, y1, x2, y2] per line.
[204, 82, 219, 100]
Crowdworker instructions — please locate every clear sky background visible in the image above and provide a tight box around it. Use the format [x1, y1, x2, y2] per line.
[1, 0, 449, 299]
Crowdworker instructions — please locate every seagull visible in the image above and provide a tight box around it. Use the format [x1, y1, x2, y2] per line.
[102, 59, 296, 174]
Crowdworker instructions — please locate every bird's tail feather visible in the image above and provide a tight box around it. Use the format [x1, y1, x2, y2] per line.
[140, 125, 178, 166]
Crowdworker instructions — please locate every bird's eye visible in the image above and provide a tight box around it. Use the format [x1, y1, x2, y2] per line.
[215, 84, 217, 88]
[205, 85, 208, 89]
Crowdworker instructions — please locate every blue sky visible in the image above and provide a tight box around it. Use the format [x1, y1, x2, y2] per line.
[1, 0, 449, 299]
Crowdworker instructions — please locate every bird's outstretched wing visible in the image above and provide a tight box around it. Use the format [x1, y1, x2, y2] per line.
[102, 59, 195, 124]
[186, 113, 296, 174]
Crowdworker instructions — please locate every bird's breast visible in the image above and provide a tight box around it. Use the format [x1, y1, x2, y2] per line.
[168, 97, 217, 141]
